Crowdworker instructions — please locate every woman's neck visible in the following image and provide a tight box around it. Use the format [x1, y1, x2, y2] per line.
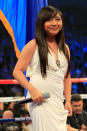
[47, 40, 58, 52]
[46, 36, 56, 43]
[46, 36, 58, 51]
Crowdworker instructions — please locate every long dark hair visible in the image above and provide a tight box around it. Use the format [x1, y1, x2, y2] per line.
[35, 6, 70, 78]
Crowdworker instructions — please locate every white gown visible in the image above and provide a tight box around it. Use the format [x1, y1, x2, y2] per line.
[26, 46, 68, 131]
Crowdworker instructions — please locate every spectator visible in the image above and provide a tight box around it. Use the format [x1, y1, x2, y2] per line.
[21, 109, 32, 131]
[0, 102, 4, 128]
[67, 93, 87, 130]
[1, 110, 22, 131]
[3, 110, 14, 119]
[0, 102, 4, 118]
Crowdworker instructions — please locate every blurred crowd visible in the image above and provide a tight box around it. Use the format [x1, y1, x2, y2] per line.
[62, 7, 87, 94]
[0, 102, 32, 131]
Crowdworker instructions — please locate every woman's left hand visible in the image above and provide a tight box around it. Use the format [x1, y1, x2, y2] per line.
[64, 102, 72, 116]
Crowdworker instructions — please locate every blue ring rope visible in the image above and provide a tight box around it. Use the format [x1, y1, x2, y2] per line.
[0, 117, 32, 122]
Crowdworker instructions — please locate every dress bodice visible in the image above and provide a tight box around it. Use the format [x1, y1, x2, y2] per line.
[26, 46, 68, 81]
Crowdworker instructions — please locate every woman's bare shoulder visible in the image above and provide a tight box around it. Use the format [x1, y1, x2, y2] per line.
[25, 39, 37, 50]
[65, 43, 70, 57]
[18, 39, 37, 62]
[21, 39, 37, 54]
[65, 43, 69, 49]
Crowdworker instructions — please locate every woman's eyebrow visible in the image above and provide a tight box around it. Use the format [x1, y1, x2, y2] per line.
[55, 15, 61, 19]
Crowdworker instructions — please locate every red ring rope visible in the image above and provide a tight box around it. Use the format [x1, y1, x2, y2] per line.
[0, 78, 87, 84]
[0, 79, 19, 84]
[71, 78, 87, 83]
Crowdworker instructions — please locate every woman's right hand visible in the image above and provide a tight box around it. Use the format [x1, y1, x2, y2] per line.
[29, 87, 45, 103]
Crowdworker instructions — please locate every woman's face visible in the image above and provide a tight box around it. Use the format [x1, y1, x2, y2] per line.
[44, 13, 63, 37]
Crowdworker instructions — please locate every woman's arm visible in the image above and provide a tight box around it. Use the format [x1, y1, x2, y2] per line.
[64, 44, 72, 116]
[13, 39, 44, 103]
[64, 72, 71, 104]
[64, 72, 72, 116]
[13, 39, 36, 91]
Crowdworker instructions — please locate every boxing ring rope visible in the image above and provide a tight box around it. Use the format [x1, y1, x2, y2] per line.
[71, 78, 87, 83]
[0, 79, 19, 84]
[0, 117, 32, 122]
[0, 78, 87, 84]
[0, 78, 87, 123]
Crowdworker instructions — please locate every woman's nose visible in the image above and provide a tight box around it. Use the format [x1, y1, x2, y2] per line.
[52, 20, 58, 26]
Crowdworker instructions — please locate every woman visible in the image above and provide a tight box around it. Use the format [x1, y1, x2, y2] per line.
[13, 6, 72, 131]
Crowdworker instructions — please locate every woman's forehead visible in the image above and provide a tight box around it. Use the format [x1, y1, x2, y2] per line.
[56, 13, 61, 18]
[51, 13, 61, 19]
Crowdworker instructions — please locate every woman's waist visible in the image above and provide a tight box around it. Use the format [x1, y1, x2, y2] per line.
[27, 90, 64, 106]
[27, 92, 67, 115]
[30, 73, 64, 94]
[30, 72, 64, 83]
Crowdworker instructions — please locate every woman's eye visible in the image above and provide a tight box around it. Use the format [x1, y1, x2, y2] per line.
[56, 18, 61, 21]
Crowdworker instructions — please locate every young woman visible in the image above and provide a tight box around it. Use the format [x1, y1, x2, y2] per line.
[13, 6, 72, 131]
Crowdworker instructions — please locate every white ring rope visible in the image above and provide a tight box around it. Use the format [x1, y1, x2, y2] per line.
[0, 96, 25, 103]
[0, 94, 87, 104]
